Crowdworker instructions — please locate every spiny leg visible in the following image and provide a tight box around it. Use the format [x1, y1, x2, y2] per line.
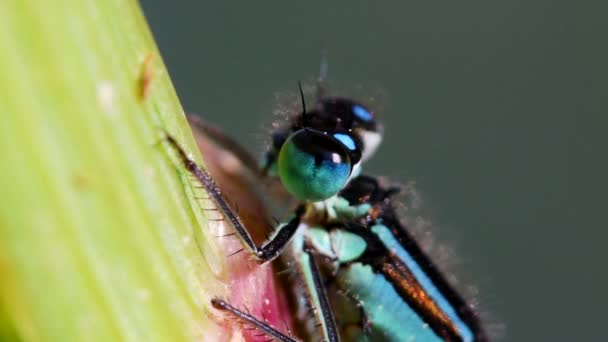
[212, 241, 341, 342]
[211, 298, 299, 342]
[300, 242, 340, 342]
[165, 134, 303, 263]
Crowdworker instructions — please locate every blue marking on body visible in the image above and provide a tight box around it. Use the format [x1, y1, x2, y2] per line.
[337, 263, 441, 341]
[333, 133, 356, 150]
[372, 224, 475, 342]
[352, 105, 373, 122]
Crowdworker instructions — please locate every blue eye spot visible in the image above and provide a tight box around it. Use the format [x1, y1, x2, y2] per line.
[353, 105, 373, 122]
[333, 133, 356, 151]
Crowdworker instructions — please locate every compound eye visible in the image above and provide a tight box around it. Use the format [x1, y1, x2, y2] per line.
[278, 129, 352, 202]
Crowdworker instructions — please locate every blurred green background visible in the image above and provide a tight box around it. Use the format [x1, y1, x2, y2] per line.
[142, 1, 606, 341]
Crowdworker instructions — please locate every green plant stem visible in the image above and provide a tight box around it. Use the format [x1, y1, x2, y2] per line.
[0, 0, 227, 340]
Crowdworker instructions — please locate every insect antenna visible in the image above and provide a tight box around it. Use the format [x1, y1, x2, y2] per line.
[298, 80, 308, 127]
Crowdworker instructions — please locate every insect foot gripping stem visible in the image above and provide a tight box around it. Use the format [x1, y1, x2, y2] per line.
[165, 133, 296, 340]
[166, 134, 307, 264]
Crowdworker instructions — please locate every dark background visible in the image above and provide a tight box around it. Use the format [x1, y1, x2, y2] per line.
[142, 1, 606, 341]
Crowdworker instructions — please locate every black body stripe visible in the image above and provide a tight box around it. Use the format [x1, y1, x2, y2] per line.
[381, 209, 488, 341]
[343, 223, 463, 341]
[339, 175, 488, 341]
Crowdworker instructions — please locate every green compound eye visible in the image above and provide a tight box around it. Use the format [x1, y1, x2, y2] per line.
[278, 129, 352, 202]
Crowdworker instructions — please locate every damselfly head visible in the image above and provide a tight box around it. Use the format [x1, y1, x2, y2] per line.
[268, 88, 383, 203]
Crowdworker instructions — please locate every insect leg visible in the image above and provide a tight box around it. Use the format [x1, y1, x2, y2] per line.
[211, 298, 300, 342]
[165, 134, 303, 263]
[299, 241, 340, 342]
[187, 115, 262, 176]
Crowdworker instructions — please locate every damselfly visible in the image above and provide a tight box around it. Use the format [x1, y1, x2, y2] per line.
[166, 63, 488, 342]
